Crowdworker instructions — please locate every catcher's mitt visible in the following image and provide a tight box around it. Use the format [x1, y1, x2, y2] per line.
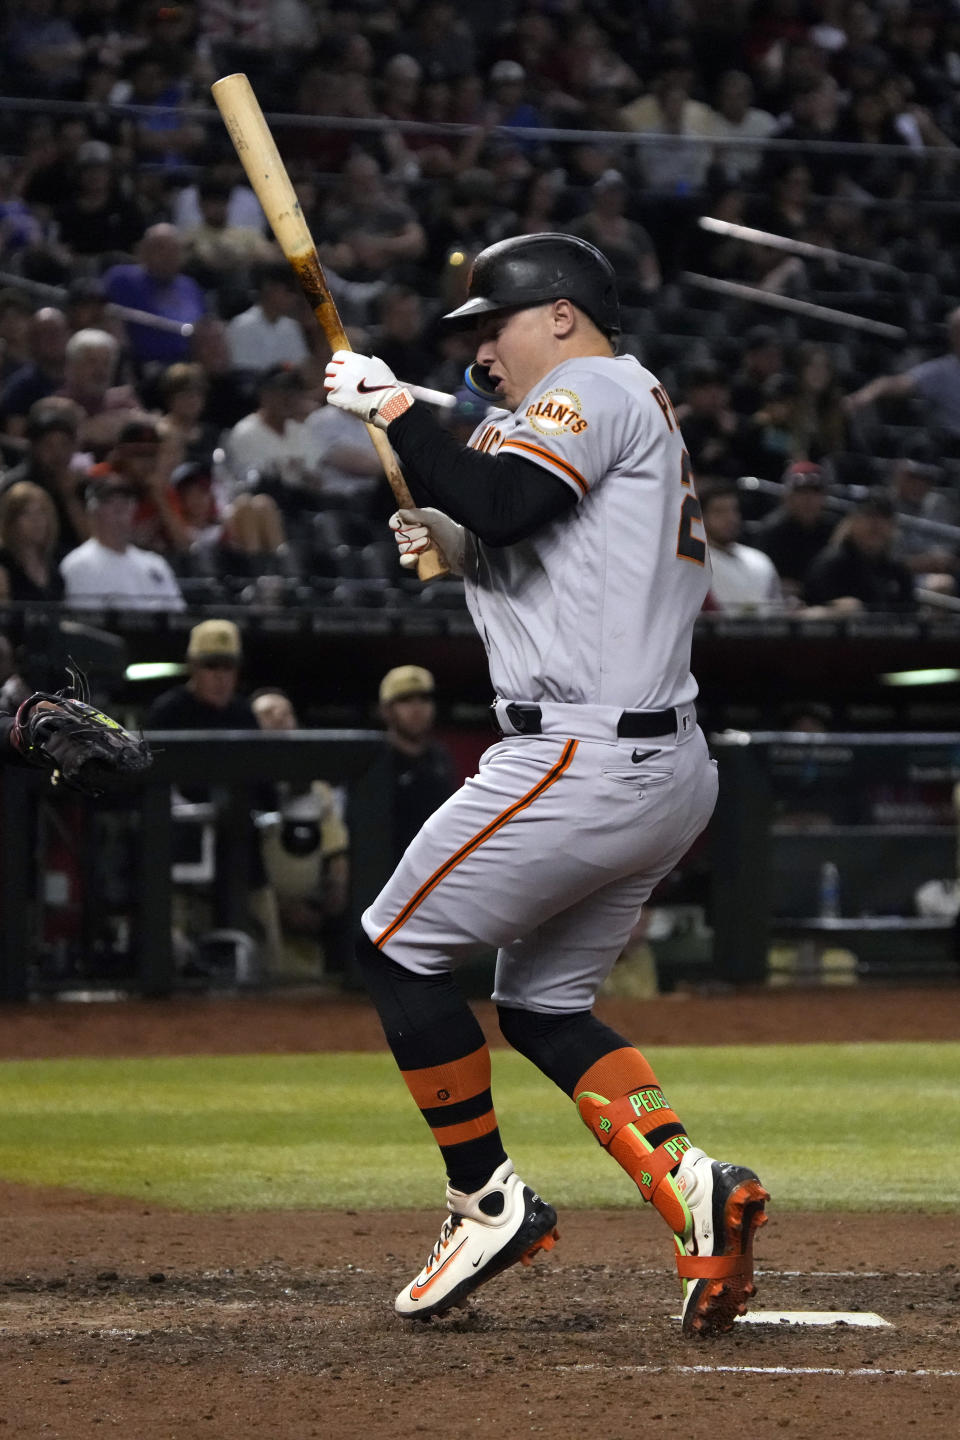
[11, 673, 152, 798]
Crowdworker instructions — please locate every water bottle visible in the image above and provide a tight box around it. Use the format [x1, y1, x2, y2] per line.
[818, 861, 840, 919]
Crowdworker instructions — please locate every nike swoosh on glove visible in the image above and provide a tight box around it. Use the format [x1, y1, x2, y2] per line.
[389, 507, 465, 577]
[323, 350, 414, 430]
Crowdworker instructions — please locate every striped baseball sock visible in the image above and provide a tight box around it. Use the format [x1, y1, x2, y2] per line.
[574, 1046, 692, 1234]
[356, 933, 507, 1194]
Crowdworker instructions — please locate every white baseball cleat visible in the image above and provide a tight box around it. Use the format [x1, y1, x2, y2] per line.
[395, 1159, 559, 1320]
[673, 1146, 769, 1338]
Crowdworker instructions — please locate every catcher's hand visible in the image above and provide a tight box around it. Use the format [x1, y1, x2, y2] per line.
[389, 507, 466, 577]
[11, 682, 152, 798]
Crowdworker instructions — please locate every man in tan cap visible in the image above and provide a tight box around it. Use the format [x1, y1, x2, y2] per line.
[375, 664, 457, 865]
[146, 618, 263, 763]
[145, 617, 275, 954]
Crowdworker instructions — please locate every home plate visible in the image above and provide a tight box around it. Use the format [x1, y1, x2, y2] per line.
[735, 1311, 892, 1327]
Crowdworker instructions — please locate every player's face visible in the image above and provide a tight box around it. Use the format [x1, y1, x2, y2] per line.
[475, 306, 557, 410]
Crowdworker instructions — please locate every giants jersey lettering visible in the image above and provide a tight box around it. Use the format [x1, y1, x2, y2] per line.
[464, 354, 709, 709]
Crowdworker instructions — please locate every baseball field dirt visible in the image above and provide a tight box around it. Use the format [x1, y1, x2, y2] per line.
[1, 985, 958, 1440]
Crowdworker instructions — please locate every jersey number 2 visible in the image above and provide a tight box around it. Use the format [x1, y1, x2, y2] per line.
[677, 450, 706, 565]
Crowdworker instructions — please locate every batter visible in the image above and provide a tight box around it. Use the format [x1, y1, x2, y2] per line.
[324, 233, 768, 1338]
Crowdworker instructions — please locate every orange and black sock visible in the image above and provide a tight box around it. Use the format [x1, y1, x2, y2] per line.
[498, 1006, 691, 1233]
[357, 933, 506, 1194]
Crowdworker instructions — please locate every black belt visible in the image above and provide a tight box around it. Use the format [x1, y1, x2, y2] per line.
[494, 702, 682, 738]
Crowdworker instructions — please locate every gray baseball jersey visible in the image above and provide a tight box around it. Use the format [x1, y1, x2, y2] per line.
[463, 353, 710, 710]
[363, 353, 717, 1012]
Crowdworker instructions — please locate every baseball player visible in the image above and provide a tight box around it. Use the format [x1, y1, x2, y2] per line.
[324, 233, 768, 1338]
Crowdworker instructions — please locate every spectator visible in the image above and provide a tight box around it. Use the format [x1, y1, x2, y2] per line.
[368, 665, 458, 867]
[169, 458, 288, 574]
[423, 168, 511, 275]
[146, 618, 275, 955]
[60, 472, 185, 611]
[791, 343, 849, 460]
[226, 262, 311, 375]
[376, 52, 456, 182]
[552, 14, 640, 105]
[19, 116, 89, 216]
[740, 373, 805, 481]
[157, 362, 221, 467]
[804, 495, 915, 612]
[121, 47, 205, 170]
[319, 150, 426, 282]
[501, 167, 569, 239]
[86, 418, 190, 556]
[707, 70, 777, 181]
[63, 277, 116, 339]
[182, 174, 276, 308]
[751, 461, 837, 600]
[173, 161, 267, 237]
[0, 307, 69, 438]
[370, 286, 435, 387]
[0, 291, 34, 386]
[481, 61, 545, 149]
[223, 364, 324, 504]
[302, 390, 384, 514]
[51, 139, 146, 261]
[0, 159, 43, 262]
[0, 481, 64, 603]
[189, 315, 256, 431]
[566, 171, 661, 302]
[729, 326, 785, 417]
[749, 158, 816, 243]
[886, 445, 959, 593]
[397, 0, 476, 83]
[5, 1, 84, 98]
[251, 687, 351, 980]
[765, 75, 844, 196]
[674, 363, 746, 479]
[844, 307, 960, 442]
[700, 481, 783, 611]
[56, 327, 142, 455]
[103, 224, 206, 371]
[619, 52, 716, 195]
[0, 401, 88, 558]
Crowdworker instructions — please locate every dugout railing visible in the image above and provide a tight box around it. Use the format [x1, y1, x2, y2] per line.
[0, 730, 389, 1003]
[710, 730, 960, 985]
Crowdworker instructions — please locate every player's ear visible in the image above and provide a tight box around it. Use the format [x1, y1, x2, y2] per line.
[551, 299, 577, 339]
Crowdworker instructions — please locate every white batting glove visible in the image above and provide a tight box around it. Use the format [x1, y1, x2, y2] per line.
[323, 350, 414, 430]
[389, 507, 465, 577]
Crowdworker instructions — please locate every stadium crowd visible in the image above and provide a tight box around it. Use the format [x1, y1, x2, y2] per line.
[1, 0, 959, 624]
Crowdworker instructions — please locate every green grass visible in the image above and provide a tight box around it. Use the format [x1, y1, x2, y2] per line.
[0, 1044, 956, 1213]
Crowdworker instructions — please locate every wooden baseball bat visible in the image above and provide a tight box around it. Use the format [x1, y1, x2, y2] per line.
[210, 72, 447, 581]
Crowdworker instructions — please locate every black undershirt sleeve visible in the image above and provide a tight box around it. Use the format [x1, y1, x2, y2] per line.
[386, 403, 577, 546]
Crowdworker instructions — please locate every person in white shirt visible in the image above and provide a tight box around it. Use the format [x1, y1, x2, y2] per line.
[223, 363, 324, 495]
[60, 474, 185, 610]
[707, 71, 777, 179]
[700, 481, 783, 611]
[226, 262, 310, 374]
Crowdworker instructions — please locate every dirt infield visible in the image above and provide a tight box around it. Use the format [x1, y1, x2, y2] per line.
[2, 985, 959, 1440]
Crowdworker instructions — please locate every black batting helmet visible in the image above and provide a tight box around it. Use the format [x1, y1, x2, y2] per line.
[443, 233, 620, 338]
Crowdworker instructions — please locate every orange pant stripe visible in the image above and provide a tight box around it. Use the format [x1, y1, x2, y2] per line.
[376, 740, 578, 947]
